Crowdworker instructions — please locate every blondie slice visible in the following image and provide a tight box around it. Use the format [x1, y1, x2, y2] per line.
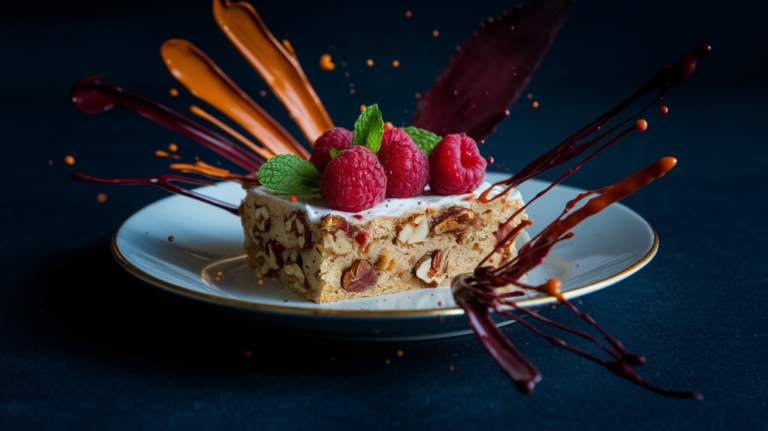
[238, 184, 526, 303]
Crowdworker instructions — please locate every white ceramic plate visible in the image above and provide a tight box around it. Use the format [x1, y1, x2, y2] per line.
[112, 172, 657, 341]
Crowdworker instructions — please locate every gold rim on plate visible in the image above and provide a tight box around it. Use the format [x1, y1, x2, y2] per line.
[111, 221, 658, 318]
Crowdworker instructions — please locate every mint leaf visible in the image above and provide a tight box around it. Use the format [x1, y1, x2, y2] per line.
[255, 154, 321, 195]
[352, 104, 384, 153]
[329, 148, 340, 158]
[402, 126, 442, 156]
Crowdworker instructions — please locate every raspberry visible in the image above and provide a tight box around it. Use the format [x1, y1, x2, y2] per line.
[320, 146, 387, 212]
[429, 133, 487, 195]
[310, 127, 352, 172]
[377, 128, 429, 198]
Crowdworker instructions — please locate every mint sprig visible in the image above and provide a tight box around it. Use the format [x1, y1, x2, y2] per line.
[329, 148, 341, 158]
[402, 126, 442, 156]
[352, 104, 384, 153]
[256, 154, 321, 195]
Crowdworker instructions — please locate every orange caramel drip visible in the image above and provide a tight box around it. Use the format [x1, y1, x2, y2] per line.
[319, 54, 335, 71]
[213, 0, 333, 144]
[281, 39, 295, 56]
[169, 161, 260, 185]
[161, 39, 307, 159]
[155, 150, 170, 157]
[189, 105, 275, 160]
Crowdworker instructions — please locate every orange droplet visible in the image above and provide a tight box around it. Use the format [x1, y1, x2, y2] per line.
[168, 143, 178, 152]
[384, 122, 394, 131]
[397, 350, 403, 357]
[360, 105, 366, 113]
[194, 156, 200, 161]
[659, 105, 669, 115]
[155, 150, 170, 157]
[319, 54, 335, 71]
[350, 89, 356, 95]
[344, 72, 350, 77]
[281, 39, 295, 56]
[290, 196, 297, 202]
[244, 350, 253, 358]
[385, 359, 391, 365]
[449, 365, 455, 371]
[258, 279, 264, 285]
[405, 10, 412, 17]
[171, 155, 181, 160]
[168, 236, 175, 242]
[97, 193, 107, 203]
[64, 155, 75, 165]
[366, 59, 374, 67]
[433, 30, 439, 37]
[415, 92, 421, 99]
[527, 93, 533, 99]
[169, 88, 179, 97]
[636, 119, 648, 131]
[392, 60, 400, 68]
[48, 160, 53, 166]
[259, 90, 267, 97]
[532, 101, 539, 108]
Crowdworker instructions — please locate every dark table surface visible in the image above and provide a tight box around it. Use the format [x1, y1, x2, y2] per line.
[2, 0, 767, 429]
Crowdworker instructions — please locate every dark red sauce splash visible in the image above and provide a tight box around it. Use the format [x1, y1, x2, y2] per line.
[71, 173, 240, 215]
[71, 76, 264, 173]
[453, 45, 710, 400]
[411, 0, 573, 141]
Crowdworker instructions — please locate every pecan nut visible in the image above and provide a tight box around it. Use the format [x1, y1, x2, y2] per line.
[433, 207, 476, 234]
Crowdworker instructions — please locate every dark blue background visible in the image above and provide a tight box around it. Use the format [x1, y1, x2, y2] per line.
[2, 0, 766, 429]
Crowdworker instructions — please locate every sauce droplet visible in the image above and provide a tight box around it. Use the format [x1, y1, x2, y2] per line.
[486, 156, 494, 164]
[319, 54, 335, 71]
[384, 122, 394, 130]
[366, 59, 374, 67]
[169, 88, 179, 97]
[168, 143, 178, 152]
[97, 193, 107, 203]
[64, 155, 75, 165]
[636, 119, 648, 131]
[659, 105, 669, 114]
[392, 60, 400, 68]
[168, 236, 175, 242]
[360, 104, 366, 113]
[532, 101, 539, 108]
[433, 30, 439, 37]
[405, 11, 412, 17]
[289, 196, 297, 202]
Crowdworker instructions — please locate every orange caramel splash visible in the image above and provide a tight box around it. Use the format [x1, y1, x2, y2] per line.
[319, 54, 335, 71]
[213, 0, 333, 144]
[189, 105, 275, 160]
[161, 39, 307, 159]
[169, 161, 260, 185]
[155, 150, 170, 157]
[281, 39, 295, 56]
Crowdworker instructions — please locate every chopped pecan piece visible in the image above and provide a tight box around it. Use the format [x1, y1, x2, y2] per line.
[433, 207, 476, 234]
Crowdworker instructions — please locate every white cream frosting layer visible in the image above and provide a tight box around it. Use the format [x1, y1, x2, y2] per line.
[249, 182, 522, 224]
